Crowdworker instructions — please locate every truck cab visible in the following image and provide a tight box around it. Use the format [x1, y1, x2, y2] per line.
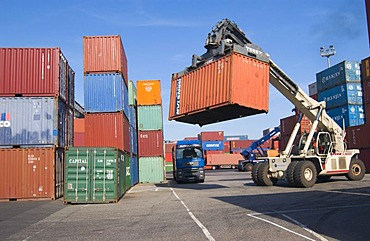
[172, 140, 205, 183]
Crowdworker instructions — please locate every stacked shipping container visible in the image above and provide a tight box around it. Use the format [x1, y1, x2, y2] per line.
[0, 47, 75, 200]
[137, 80, 165, 183]
[128, 80, 139, 186]
[75, 35, 132, 203]
[164, 141, 176, 172]
[316, 60, 364, 128]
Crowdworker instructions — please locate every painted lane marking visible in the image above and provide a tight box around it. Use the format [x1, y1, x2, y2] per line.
[170, 186, 215, 241]
[282, 214, 328, 241]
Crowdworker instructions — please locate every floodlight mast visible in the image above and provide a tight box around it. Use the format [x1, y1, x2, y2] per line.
[320, 45, 336, 67]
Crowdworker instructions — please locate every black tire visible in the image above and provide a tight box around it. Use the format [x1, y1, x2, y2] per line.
[286, 161, 299, 187]
[256, 162, 278, 186]
[173, 171, 176, 180]
[244, 163, 254, 172]
[345, 158, 366, 181]
[198, 179, 205, 183]
[252, 162, 263, 185]
[316, 175, 331, 183]
[293, 161, 317, 188]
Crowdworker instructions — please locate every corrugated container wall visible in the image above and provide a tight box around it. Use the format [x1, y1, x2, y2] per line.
[138, 130, 164, 157]
[0, 97, 68, 147]
[169, 52, 269, 126]
[346, 123, 370, 149]
[326, 105, 365, 128]
[83, 35, 128, 86]
[318, 83, 363, 109]
[308, 82, 318, 96]
[139, 157, 165, 183]
[0, 148, 63, 200]
[130, 156, 139, 186]
[200, 131, 224, 141]
[84, 73, 128, 116]
[201, 140, 224, 151]
[316, 60, 361, 92]
[0, 48, 68, 102]
[128, 80, 137, 106]
[67, 65, 75, 108]
[137, 80, 162, 105]
[224, 135, 248, 141]
[85, 112, 130, 152]
[64, 147, 126, 204]
[137, 105, 163, 130]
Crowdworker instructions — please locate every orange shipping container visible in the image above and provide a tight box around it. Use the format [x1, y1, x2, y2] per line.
[74, 118, 85, 133]
[206, 153, 242, 166]
[83, 35, 128, 85]
[137, 80, 162, 105]
[168, 52, 269, 126]
[0, 148, 64, 200]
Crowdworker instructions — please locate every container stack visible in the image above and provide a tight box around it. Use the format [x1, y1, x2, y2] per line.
[128, 80, 139, 186]
[164, 141, 176, 172]
[316, 60, 364, 128]
[67, 35, 131, 203]
[0, 47, 75, 201]
[279, 114, 312, 152]
[137, 80, 165, 183]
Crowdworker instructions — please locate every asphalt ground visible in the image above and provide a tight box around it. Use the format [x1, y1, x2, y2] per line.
[1, 170, 370, 241]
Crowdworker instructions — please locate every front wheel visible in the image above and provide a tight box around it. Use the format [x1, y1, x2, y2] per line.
[256, 162, 278, 186]
[345, 158, 366, 181]
[293, 161, 317, 188]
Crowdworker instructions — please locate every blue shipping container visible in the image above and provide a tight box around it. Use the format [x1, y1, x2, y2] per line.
[326, 105, 365, 128]
[128, 105, 137, 128]
[224, 135, 248, 141]
[0, 97, 68, 147]
[130, 155, 139, 186]
[129, 125, 138, 155]
[318, 83, 363, 109]
[202, 140, 224, 151]
[84, 73, 129, 116]
[316, 60, 361, 92]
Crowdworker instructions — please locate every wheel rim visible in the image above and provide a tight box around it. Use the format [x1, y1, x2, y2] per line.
[304, 168, 313, 181]
[351, 164, 361, 176]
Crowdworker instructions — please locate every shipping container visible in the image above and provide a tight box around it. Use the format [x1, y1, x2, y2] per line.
[137, 105, 163, 130]
[73, 133, 85, 147]
[165, 162, 173, 173]
[224, 135, 249, 141]
[346, 123, 370, 149]
[83, 35, 128, 85]
[128, 105, 137, 128]
[74, 118, 85, 133]
[138, 157, 165, 183]
[138, 130, 164, 157]
[128, 80, 137, 106]
[165, 142, 176, 153]
[363, 80, 370, 104]
[183, 137, 199, 140]
[137, 80, 162, 105]
[165, 152, 172, 163]
[316, 60, 361, 92]
[123, 154, 131, 192]
[318, 83, 363, 109]
[200, 131, 224, 141]
[361, 57, 370, 82]
[201, 140, 224, 151]
[308, 82, 318, 96]
[130, 155, 139, 186]
[129, 125, 138, 155]
[67, 108, 74, 147]
[0, 147, 63, 200]
[358, 148, 370, 173]
[206, 153, 242, 167]
[280, 114, 312, 136]
[224, 141, 231, 153]
[64, 147, 126, 204]
[0, 97, 69, 147]
[366, 103, 370, 122]
[85, 112, 130, 152]
[169, 52, 269, 126]
[67, 65, 75, 108]
[230, 140, 254, 149]
[84, 73, 128, 116]
[327, 105, 365, 128]
[0, 48, 68, 102]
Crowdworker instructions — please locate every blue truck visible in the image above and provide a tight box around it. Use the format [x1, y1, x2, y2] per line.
[172, 140, 205, 183]
[238, 127, 280, 172]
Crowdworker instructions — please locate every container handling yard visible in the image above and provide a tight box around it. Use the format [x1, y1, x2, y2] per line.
[2, 1, 370, 240]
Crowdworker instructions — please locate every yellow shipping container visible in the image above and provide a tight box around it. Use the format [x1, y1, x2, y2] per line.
[137, 80, 162, 105]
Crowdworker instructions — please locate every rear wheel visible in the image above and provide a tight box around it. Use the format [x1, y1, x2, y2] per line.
[256, 162, 278, 186]
[345, 158, 366, 181]
[244, 163, 254, 172]
[286, 161, 299, 186]
[293, 161, 317, 188]
[252, 162, 263, 184]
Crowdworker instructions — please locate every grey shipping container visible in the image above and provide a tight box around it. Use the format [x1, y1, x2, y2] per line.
[0, 97, 69, 147]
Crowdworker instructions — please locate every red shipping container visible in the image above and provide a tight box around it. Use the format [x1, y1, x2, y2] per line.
[230, 140, 254, 149]
[83, 35, 128, 85]
[73, 132, 85, 147]
[206, 153, 242, 166]
[363, 81, 370, 104]
[280, 114, 312, 136]
[85, 112, 130, 152]
[224, 141, 231, 153]
[0, 48, 68, 101]
[165, 142, 176, 153]
[169, 52, 269, 126]
[165, 152, 173, 163]
[138, 130, 164, 157]
[205, 150, 224, 155]
[183, 137, 199, 140]
[358, 148, 370, 173]
[0, 148, 64, 200]
[74, 118, 85, 133]
[200, 131, 224, 141]
[346, 123, 370, 149]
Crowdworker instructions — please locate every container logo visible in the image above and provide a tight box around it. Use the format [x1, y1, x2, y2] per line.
[145, 86, 152, 92]
[175, 78, 182, 115]
[0, 113, 11, 127]
[321, 70, 341, 84]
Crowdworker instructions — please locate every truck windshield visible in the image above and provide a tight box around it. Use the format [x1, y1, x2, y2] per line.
[176, 147, 203, 159]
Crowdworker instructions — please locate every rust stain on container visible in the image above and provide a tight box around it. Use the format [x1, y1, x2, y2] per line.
[0, 48, 68, 101]
[83, 35, 128, 85]
[138, 130, 164, 157]
[137, 80, 162, 106]
[0, 148, 64, 200]
[169, 52, 269, 126]
[85, 112, 130, 152]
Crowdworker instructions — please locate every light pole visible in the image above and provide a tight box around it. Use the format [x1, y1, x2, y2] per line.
[320, 45, 336, 68]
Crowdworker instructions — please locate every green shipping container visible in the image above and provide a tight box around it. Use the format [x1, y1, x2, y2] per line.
[138, 105, 163, 130]
[165, 162, 173, 172]
[139, 157, 165, 183]
[128, 80, 137, 106]
[124, 154, 131, 192]
[64, 147, 126, 204]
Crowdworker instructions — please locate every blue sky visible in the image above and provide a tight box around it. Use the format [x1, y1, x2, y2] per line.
[1, 0, 368, 140]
